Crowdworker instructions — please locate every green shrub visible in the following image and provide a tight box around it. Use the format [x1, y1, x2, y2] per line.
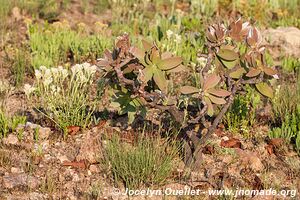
[102, 133, 180, 189]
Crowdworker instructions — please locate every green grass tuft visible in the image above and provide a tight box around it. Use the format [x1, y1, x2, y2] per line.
[102, 133, 180, 189]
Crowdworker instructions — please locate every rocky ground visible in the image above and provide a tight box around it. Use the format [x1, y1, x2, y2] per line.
[0, 117, 300, 199]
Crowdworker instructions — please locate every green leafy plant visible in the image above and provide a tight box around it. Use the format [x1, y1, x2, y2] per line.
[271, 74, 300, 154]
[0, 109, 26, 138]
[223, 86, 260, 136]
[269, 113, 300, 154]
[131, 39, 183, 93]
[102, 132, 179, 189]
[25, 63, 99, 134]
[281, 56, 300, 73]
[0, 109, 9, 138]
[110, 88, 146, 124]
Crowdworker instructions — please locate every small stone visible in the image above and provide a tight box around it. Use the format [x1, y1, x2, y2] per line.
[263, 27, 300, 58]
[25, 122, 40, 130]
[27, 177, 41, 189]
[236, 149, 264, 172]
[58, 155, 70, 163]
[3, 134, 19, 145]
[76, 132, 101, 164]
[29, 192, 47, 200]
[89, 164, 100, 173]
[221, 136, 229, 141]
[5, 194, 28, 200]
[44, 154, 52, 162]
[3, 173, 40, 189]
[38, 127, 51, 140]
[250, 158, 264, 171]
[72, 173, 80, 182]
[11, 167, 24, 173]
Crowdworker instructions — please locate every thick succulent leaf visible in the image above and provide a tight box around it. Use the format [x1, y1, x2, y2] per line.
[97, 59, 110, 67]
[229, 67, 246, 79]
[229, 18, 243, 40]
[208, 94, 226, 104]
[203, 74, 221, 90]
[206, 26, 217, 42]
[142, 66, 153, 83]
[256, 82, 274, 98]
[127, 111, 136, 124]
[241, 22, 250, 36]
[214, 24, 226, 40]
[207, 88, 231, 97]
[204, 97, 214, 117]
[123, 65, 135, 74]
[110, 101, 121, 110]
[150, 47, 160, 64]
[130, 47, 145, 61]
[246, 27, 261, 47]
[220, 59, 238, 69]
[215, 56, 222, 67]
[161, 52, 173, 59]
[127, 101, 138, 124]
[180, 86, 200, 94]
[103, 65, 113, 72]
[167, 64, 187, 73]
[263, 67, 277, 76]
[153, 69, 167, 92]
[217, 49, 239, 61]
[158, 57, 182, 70]
[103, 49, 112, 60]
[131, 98, 143, 107]
[121, 102, 136, 115]
[143, 53, 152, 66]
[246, 68, 261, 77]
[142, 39, 152, 51]
[230, 18, 242, 33]
[163, 97, 177, 106]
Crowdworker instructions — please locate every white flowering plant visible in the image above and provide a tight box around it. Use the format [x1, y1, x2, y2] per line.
[25, 63, 98, 134]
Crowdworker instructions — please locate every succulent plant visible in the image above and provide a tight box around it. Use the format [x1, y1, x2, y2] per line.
[206, 23, 227, 43]
[97, 18, 279, 167]
[180, 74, 231, 116]
[110, 88, 146, 124]
[131, 40, 183, 93]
